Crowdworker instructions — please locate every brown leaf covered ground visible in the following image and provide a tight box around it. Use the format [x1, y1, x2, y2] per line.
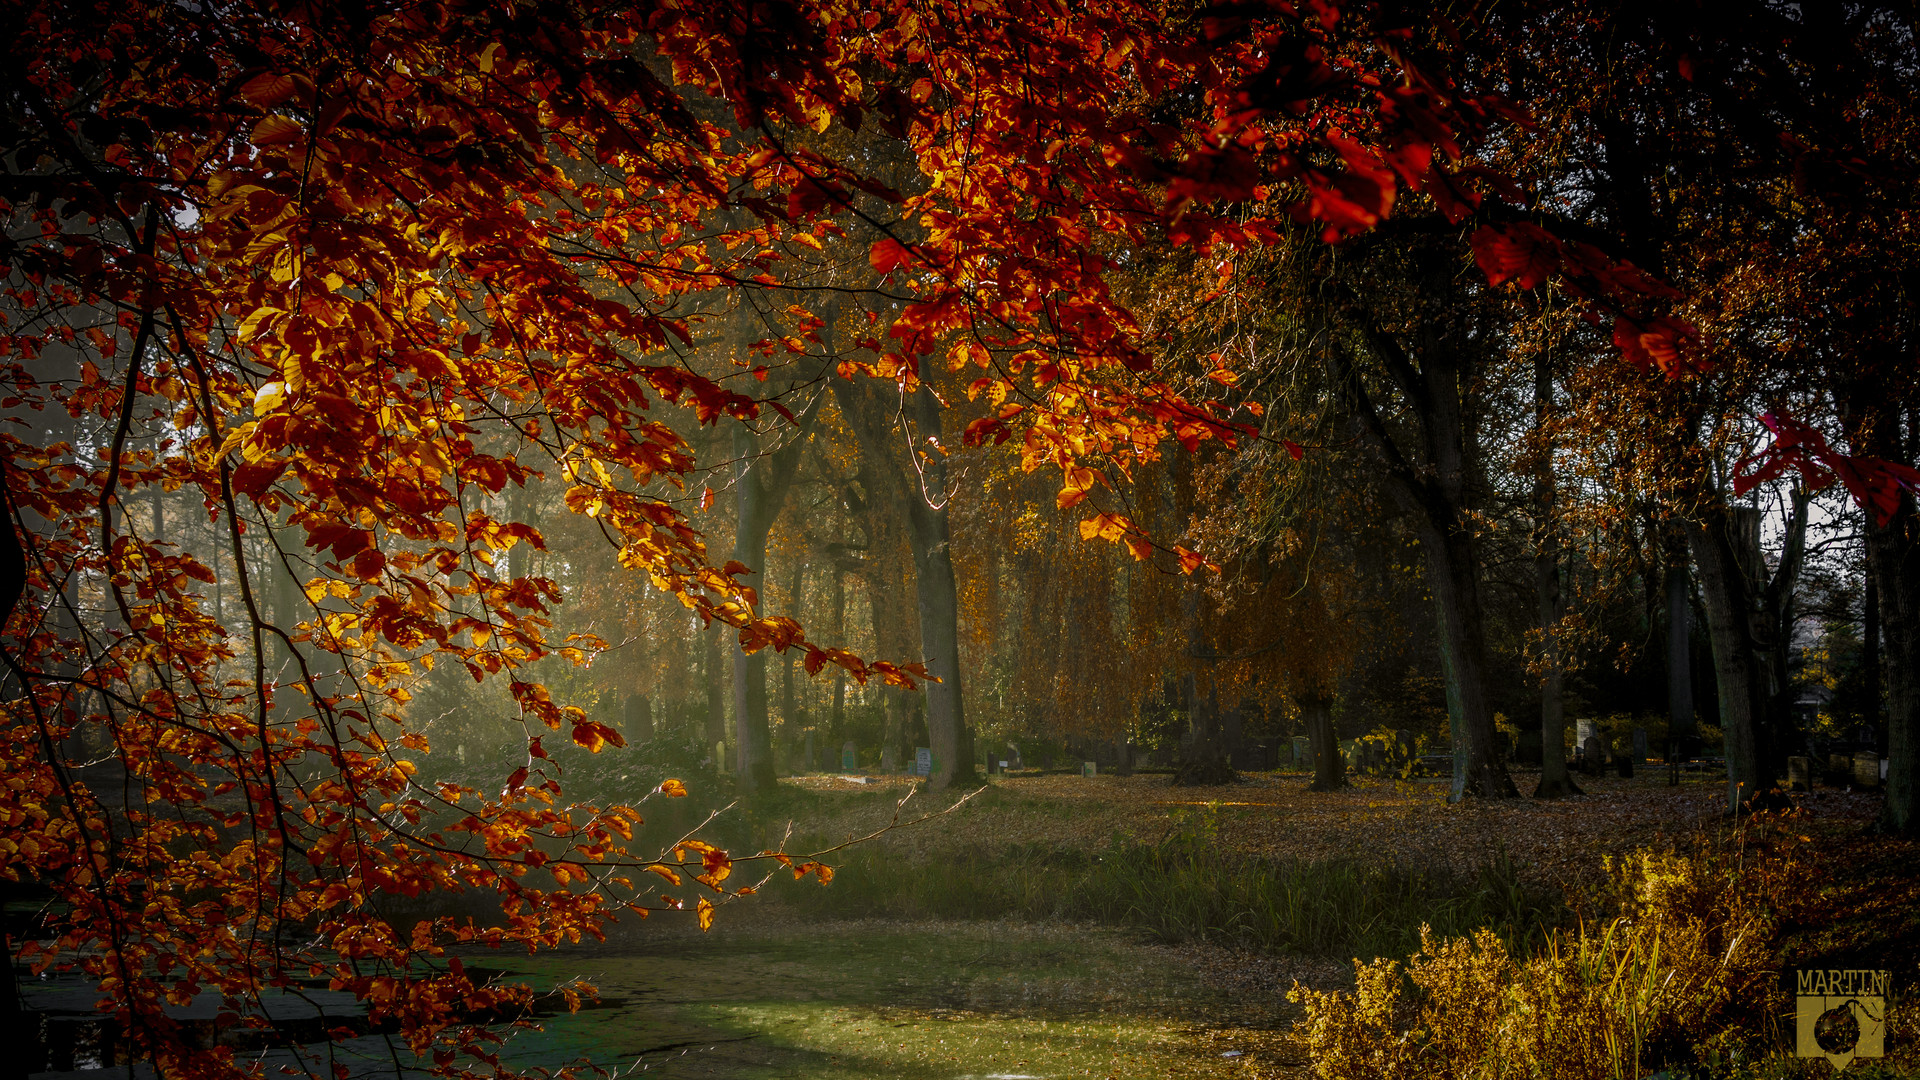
[783, 767, 1886, 891]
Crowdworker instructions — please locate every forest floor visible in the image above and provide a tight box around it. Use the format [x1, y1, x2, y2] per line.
[533, 767, 1920, 1080]
[768, 765, 1920, 994]
[779, 765, 1879, 886]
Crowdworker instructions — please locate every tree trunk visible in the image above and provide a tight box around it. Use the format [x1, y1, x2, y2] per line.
[1759, 488, 1812, 779]
[625, 693, 653, 742]
[1420, 518, 1517, 799]
[1866, 564, 1885, 756]
[1688, 508, 1768, 813]
[730, 423, 779, 792]
[1869, 504, 1920, 832]
[830, 378, 970, 789]
[1173, 672, 1235, 786]
[703, 614, 727, 757]
[725, 393, 824, 794]
[1303, 691, 1347, 791]
[1667, 544, 1696, 782]
[830, 561, 847, 736]
[1532, 351, 1578, 799]
[901, 387, 969, 789]
[1334, 329, 1515, 800]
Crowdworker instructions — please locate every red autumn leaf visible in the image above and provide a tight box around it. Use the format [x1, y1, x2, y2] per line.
[869, 237, 913, 275]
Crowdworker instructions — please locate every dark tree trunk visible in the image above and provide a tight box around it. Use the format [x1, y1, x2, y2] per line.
[725, 389, 824, 794]
[1303, 691, 1347, 791]
[1867, 566, 1885, 756]
[1760, 489, 1813, 779]
[703, 611, 727, 757]
[830, 379, 970, 789]
[730, 423, 781, 793]
[1688, 507, 1769, 813]
[900, 386, 970, 789]
[1172, 673, 1236, 786]
[779, 554, 807, 762]
[1667, 543, 1696, 783]
[1532, 351, 1578, 799]
[1860, 401, 1920, 832]
[1869, 505, 1920, 832]
[625, 694, 653, 742]
[1333, 322, 1516, 801]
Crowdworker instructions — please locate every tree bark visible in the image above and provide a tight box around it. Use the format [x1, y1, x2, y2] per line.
[703, 617, 727, 756]
[1303, 691, 1347, 791]
[1859, 401, 1920, 833]
[729, 425, 782, 792]
[1869, 504, 1920, 832]
[1866, 565, 1885, 755]
[1334, 324, 1516, 801]
[1688, 507, 1768, 813]
[726, 389, 825, 794]
[830, 378, 970, 789]
[1532, 351, 1578, 799]
[1667, 543, 1696, 779]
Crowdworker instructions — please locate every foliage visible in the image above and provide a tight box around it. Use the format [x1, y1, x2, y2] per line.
[1290, 842, 1799, 1079]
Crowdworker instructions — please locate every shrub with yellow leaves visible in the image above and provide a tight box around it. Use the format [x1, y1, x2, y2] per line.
[1290, 849, 1789, 1079]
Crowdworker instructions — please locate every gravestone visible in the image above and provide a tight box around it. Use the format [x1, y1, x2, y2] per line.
[1581, 734, 1606, 777]
[985, 750, 1000, 775]
[915, 746, 932, 777]
[624, 694, 653, 742]
[1293, 736, 1310, 766]
[1006, 743, 1024, 770]
[1787, 755, 1810, 791]
[1631, 727, 1648, 763]
[1081, 761, 1097, 777]
[881, 745, 898, 773]
[841, 741, 857, 772]
[1855, 752, 1882, 790]
[715, 740, 730, 774]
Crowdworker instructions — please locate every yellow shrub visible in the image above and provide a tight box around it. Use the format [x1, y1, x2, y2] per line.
[1290, 851, 1787, 1080]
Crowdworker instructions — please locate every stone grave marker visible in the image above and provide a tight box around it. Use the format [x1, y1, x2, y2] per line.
[1082, 760, 1097, 777]
[1855, 751, 1882, 789]
[916, 746, 932, 776]
[1787, 755, 1810, 791]
[1582, 734, 1606, 777]
[1576, 717, 1598, 749]
[1293, 736, 1310, 766]
[841, 741, 857, 772]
